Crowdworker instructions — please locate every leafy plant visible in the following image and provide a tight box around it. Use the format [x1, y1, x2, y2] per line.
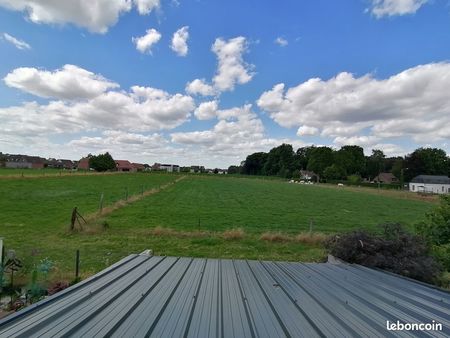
[27, 258, 54, 304]
[325, 223, 442, 284]
[416, 195, 450, 245]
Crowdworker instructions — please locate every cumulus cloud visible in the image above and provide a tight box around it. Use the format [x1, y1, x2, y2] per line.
[171, 26, 189, 56]
[2, 32, 31, 50]
[274, 37, 288, 47]
[0, 0, 131, 33]
[187, 36, 254, 96]
[257, 62, 450, 147]
[194, 100, 218, 120]
[368, 0, 428, 18]
[4, 64, 119, 100]
[132, 28, 161, 54]
[1, 65, 195, 136]
[0, 0, 161, 33]
[297, 126, 319, 136]
[185, 78, 216, 96]
[172, 103, 305, 162]
[212, 36, 254, 91]
[133, 0, 160, 15]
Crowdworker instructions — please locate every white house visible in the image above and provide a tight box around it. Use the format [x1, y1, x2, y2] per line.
[159, 164, 180, 173]
[409, 175, 450, 194]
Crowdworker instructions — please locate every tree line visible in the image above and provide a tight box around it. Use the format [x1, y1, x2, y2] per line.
[228, 144, 450, 183]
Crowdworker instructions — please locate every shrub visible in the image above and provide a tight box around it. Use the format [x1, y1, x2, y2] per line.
[260, 232, 291, 242]
[431, 244, 450, 271]
[222, 228, 245, 240]
[325, 223, 442, 284]
[295, 232, 328, 245]
[416, 195, 450, 246]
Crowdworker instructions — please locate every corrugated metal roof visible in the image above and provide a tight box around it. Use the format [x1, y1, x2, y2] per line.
[0, 253, 449, 337]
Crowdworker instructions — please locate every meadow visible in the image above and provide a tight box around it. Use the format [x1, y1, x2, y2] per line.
[0, 171, 436, 283]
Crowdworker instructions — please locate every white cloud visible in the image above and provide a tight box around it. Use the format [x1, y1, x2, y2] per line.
[2, 32, 31, 50]
[186, 36, 254, 96]
[212, 36, 254, 91]
[172, 104, 305, 163]
[274, 37, 288, 47]
[0, 0, 161, 33]
[132, 28, 161, 54]
[0, 0, 132, 33]
[1, 82, 195, 136]
[185, 78, 216, 96]
[133, 0, 160, 15]
[257, 62, 450, 148]
[297, 126, 319, 136]
[171, 26, 189, 56]
[4, 64, 119, 100]
[194, 100, 218, 120]
[368, 0, 428, 18]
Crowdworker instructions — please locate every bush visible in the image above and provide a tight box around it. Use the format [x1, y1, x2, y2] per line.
[222, 228, 245, 240]
[325, 223, 442, 284]
[432, 244, 450, 271]
[416, 195, 450, 246]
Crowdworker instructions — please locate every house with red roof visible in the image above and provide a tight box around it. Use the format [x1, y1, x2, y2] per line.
[115, 160, 134, 172]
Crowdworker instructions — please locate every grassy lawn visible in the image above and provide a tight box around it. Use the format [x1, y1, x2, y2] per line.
[0, 173, 179, 277]
[103, 176, 434, 234]
[0, 174, 436, 283]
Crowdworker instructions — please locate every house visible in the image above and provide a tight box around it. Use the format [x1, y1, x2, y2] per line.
[47, 158, 75, 170]
[409, 175, 450, 194]
[300, 170, 319, 182]
[5, 154, 46, 169]
[132, 163, 145, 172]
[1, 252, 449, 336]
[190, 165, 205, 173]
[77, 157, 90, 170]
[373, 172, 398, 184]
[159, 164, 180, 173]
[115, 160, 134, 172]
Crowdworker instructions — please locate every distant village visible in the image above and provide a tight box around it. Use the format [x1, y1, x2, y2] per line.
[0, 153, 228, 174]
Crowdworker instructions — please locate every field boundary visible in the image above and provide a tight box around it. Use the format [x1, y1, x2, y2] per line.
[77, 175, 186, 228]
[0, 170, 183, 180]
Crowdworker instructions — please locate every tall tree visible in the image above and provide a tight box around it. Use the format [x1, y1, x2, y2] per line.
[296, 146, 315, 170]
[307, 146, 334, 177]
[89, 152, 116, 172]
[335, 145, 366, 176]
[264, 144, 296, 177]
[242, 152, 268, 175]
[366, 149, 386, 180]
[404, 148, 449, 181]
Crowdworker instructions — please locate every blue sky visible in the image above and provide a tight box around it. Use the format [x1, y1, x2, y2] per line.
[0, 0, 449, 167]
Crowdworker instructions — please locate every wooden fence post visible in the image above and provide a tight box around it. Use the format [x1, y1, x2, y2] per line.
[75, 250, 80, 281]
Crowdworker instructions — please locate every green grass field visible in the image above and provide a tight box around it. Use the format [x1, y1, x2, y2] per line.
[0, 173, 436, 283]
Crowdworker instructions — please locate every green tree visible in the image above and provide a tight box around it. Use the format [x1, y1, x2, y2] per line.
[242, 152, 268, 175]
[335, 145, 366, 176]
[227, 165, 241, 174]
[296, 146, 315, 170]
[323, 164, 346, 180]
[263, 143, 296, 177]
[366, 149, 386, 180]
[307, 146, 334, 178]
[404, 148, 449, 181]
[89, 152, 116, 172]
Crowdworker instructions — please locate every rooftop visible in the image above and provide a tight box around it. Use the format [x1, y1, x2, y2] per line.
[0, 253, 449, 337]
[411, 175, 450, 184]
